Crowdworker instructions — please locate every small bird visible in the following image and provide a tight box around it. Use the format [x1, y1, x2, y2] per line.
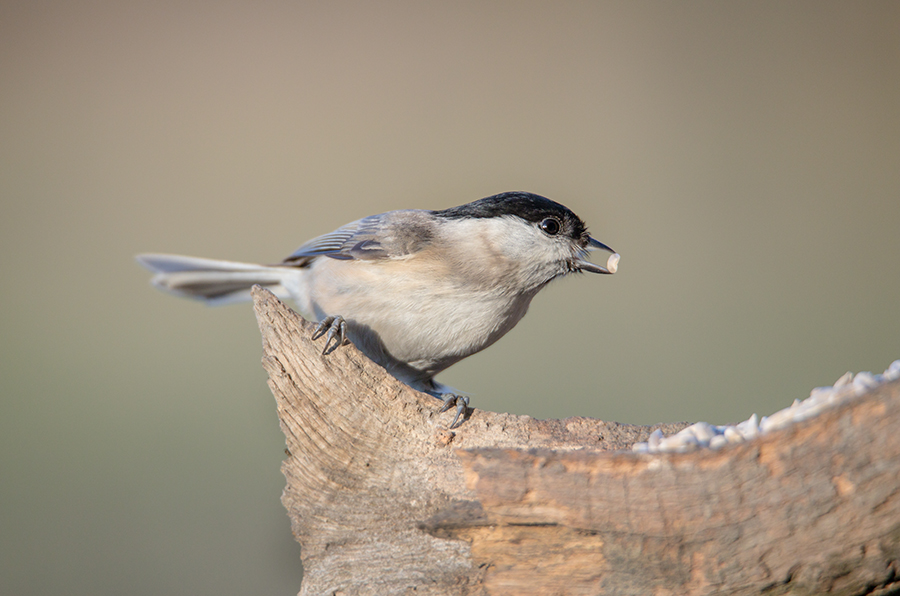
[137, 191, 619, 428]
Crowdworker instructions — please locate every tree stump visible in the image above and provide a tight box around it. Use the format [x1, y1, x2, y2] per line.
[251, 286, 900, 596]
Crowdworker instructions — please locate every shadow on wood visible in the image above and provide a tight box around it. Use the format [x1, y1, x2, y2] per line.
[251, 286, 900, 596]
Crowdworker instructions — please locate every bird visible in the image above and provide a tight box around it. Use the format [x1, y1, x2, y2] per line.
[137, 191, 619, 428]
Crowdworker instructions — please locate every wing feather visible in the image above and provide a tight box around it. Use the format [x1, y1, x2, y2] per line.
[281, 211, 432, 265]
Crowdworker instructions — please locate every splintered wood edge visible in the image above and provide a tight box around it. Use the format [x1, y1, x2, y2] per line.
[247, 286, 900, 595]
[431, 380, 900, 595]
[248, 286, 687, 595]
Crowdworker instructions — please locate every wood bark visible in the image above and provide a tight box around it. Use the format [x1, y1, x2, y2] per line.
[251, 286, 900, 596]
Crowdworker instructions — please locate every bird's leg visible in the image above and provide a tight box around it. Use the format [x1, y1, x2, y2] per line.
[439, 393, 470, 429]
[311, 315, 349, 355]
[313, 318, 469, 428]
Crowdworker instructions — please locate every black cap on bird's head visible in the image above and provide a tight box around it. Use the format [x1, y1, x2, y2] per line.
[434, 191, 618, 274]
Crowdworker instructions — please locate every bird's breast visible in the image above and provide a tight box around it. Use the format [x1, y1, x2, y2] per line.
[303, 255, 536, 373]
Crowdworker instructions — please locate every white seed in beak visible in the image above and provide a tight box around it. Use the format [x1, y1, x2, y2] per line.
[606, 253, 620, 274]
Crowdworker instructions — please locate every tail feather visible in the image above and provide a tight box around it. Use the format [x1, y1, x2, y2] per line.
[136, 253, 296, 306]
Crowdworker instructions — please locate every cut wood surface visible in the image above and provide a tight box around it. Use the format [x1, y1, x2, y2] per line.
[251, 286, 900, 596]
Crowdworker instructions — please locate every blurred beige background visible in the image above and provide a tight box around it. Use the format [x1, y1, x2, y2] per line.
[2, 1, 898, 594]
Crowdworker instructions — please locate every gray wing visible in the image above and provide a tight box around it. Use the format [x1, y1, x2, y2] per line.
[282, 210, 434, 265]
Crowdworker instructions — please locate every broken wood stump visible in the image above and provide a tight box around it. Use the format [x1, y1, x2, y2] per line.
[250, 286, 900, 596]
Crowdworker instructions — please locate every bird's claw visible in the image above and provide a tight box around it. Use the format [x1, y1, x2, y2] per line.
[439, 394, 470, 429]
[311, 315, 348, 355]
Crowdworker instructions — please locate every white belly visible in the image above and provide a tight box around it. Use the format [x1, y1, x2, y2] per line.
[291, 256, 536, 382]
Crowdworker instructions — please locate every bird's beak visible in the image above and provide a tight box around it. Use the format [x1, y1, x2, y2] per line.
[576, 237, 619, 274]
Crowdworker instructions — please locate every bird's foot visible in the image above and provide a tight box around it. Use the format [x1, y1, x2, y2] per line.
[439, 393, 470, 429]
[311, 315, 349, 355]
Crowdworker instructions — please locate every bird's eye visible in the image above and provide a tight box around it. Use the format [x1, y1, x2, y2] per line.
[539, 217, 560, 235]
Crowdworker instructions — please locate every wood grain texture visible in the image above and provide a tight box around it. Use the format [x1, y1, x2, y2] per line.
[251, 286, 900, 596]
[444, 378, 900, 595]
